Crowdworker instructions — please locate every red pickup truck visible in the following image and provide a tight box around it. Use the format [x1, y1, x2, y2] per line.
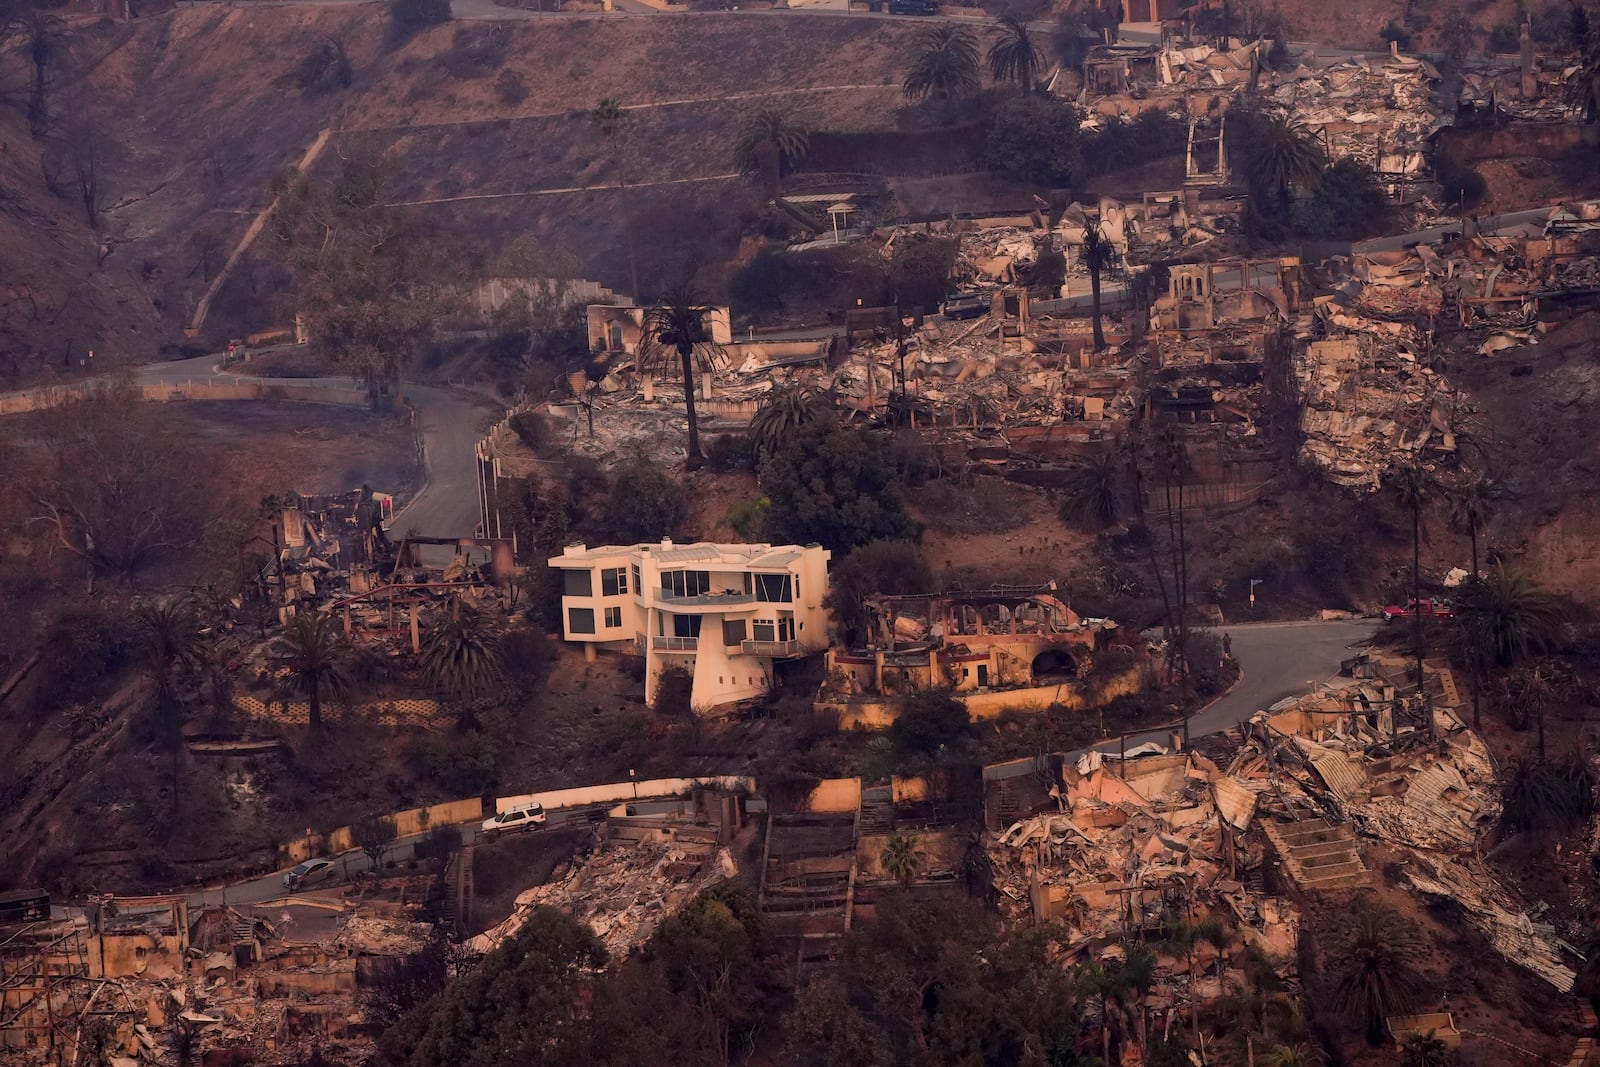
[1381, 598, 1456, 623]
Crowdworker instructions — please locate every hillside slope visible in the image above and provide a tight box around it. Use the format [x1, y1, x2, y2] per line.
[0, 7, 924, 382]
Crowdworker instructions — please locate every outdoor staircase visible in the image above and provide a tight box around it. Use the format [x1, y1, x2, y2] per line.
[859, 786, 894, 835]
[1261, 818, 1374, 891]
[229, 911, 258, 961]
[443, 846, 474, 936]
[994, 780, 1022, 831]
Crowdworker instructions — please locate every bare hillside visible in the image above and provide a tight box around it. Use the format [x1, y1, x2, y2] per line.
[0, 7, 923, 383]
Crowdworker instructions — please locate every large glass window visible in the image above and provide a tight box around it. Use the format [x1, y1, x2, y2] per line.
[671, 615, 702, 638]
[661, 570, 711, 598]
[568, 607, 596, 634]
[562, 569, 593, 597]
[604, 606, 622, 628]
[631, 563, 641, 593]
[753, 573, 793, 602]
[778, 615, 796, 642]
[601, 567, 628, 597]
[722, 619, 747, 645]
[751, 619, 776, 642]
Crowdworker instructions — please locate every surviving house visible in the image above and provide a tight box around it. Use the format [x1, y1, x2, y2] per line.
[549, 540, 832, 711]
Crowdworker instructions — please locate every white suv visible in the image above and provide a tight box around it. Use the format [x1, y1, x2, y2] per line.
[481, 803, 547, 836]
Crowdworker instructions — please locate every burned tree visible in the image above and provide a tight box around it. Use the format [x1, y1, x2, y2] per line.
[270, 151, 462, 400]
[23, 382, 206, 582]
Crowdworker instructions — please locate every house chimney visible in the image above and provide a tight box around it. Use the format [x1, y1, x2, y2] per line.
[661, 537, 673, 549]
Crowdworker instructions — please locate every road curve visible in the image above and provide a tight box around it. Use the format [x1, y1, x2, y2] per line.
[1049, 617, 1377, 770]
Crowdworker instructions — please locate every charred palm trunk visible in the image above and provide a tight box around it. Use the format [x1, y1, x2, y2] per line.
[1090, 267, 1106, 349]
[308, 674, 323, 731]
[1130, 440, 1175, 649]
[679, 342, 705, 469]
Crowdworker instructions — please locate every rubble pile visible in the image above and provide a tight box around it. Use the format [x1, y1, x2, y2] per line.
[1270, 55, 1443, 177]
[985, 654, 1575, 994]
[469, 840, 737, 957]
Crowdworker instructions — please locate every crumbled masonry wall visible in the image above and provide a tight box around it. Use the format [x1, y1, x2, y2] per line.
[820, 665, 1147, 729]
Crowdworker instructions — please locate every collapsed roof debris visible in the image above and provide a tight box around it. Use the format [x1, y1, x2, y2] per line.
[469, 838, 737, 958]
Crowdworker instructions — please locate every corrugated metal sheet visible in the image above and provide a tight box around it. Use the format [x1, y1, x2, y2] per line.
[1297, 738, 1369, 805]
[1212, 777, 1258, 830]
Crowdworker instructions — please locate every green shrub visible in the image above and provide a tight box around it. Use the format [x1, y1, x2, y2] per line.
[890, 690, 971, 755]
[1435, 153, 1488, 212]
[985, 95, 1083, 186]
[509, 411, 549, 453]
[759, 422, 919, 551]
[407, 730, 503, 795]
[825, 540, 935, 647]
[724, 496, 771, 540]
[602, 457, 683, 543]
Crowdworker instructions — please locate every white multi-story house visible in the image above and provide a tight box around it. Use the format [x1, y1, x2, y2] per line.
[549, 539, 832, 712]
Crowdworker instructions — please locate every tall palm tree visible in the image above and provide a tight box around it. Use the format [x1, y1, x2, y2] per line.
[734, 108, 810, 199]
[1125, 425, 1175, 649]
[1245, 114, 1324, 212]
[1392, 464, 1429, 722]
[749, 384, 820, 460]
[1081, 223, 1115, 350]
[420, 603, 505, 705]
[270, 612, 358, 731]
[1454, 564, 1565, 669]
[988, 16, 1045, 93]
[880, 833, 922, 887]
[1324, 900, 1426, 1044]
[1160, 911, 1204, 1037]
[902, 25, 981, 106]
[1448, 477, 1492, 581]
[640, 290, 723, 470]
[1058, 451, 1122, 526]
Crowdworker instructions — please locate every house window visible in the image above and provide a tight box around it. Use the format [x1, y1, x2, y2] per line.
[662, 570, 711, 598]
[602, 567, 628, 597]
[631, 563, 641, 593]
[777, 615, 796, 642]
[604, 606, 622, 628]
[671, 615, 702, 638]
[562, 570, 593, 597]
[723, 619, 748, 645]
[568, 607, 596, 635]
[752, 619, 776, 642]
[753, 573, 793, 602]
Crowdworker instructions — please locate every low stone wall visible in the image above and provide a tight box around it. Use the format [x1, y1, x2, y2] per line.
[820, 666, 1149, 730]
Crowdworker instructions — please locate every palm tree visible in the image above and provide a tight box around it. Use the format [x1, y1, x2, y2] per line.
[734, 108, 810, 199]
[1448, 478, 1492, 581]
[1267, 1043, 1327, 1067]
[136, 597, 204, 812]
[1454, 564, 1565, 669]
[1123, 945, 1157, 1051]
[902, 25, 982, 106]
[640, 291, 723, 470]
[1080, 224, 1115, 350]
[749, 384, 820, 460]
[1324, 900, 1426, 1044]
[270, 612, 358, 731]
[1399, 1032, 1452, 1067]
[1080, 961, 1131, 1065]
[1198, 915, 1231, 995]
[880, 832, 922, 887]
[988, 16, 1045, 93]
[1245, 113, 1324, 212]
[420, 603, 504, 706]
[1391, 464, 1429, 721]
[1160, 911, 1204, 1037]
[1058, 451, 1122, 526]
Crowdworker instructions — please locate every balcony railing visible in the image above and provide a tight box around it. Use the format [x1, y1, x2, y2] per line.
[656, 591, 755, 607]
[741, 639, 801, 657]
[652, 636, 700, 651]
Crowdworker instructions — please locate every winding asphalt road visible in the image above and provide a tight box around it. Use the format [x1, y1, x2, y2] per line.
[137, 353, 494, 560]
